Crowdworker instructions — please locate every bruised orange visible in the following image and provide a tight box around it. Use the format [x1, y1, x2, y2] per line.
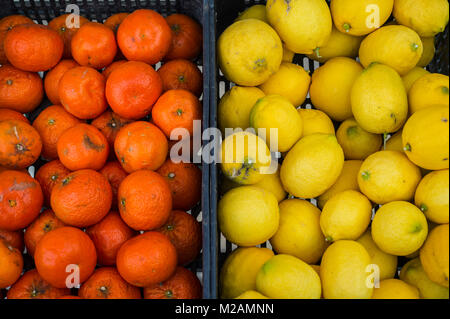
[91, 110, 133, 148]
[165, 14, 202, 61]
[0, 229, 24, 252]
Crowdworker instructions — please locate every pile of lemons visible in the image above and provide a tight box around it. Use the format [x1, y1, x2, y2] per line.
[217, 0, 449, 299]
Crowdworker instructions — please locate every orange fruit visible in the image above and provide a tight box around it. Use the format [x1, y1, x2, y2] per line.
[114, 121, 168, 173]
[6, 269, 70, 299]
[104, 13, 129, 34]
[144, 266, 202, 299]
[34, 226, 97, 288]
[24, 209, 65, 257]
[157, 160, 202, 211]
[86, 211, 136, 266]
[157, 210, 202, 266]
[117, 9, 172, 65]
[152, 89, 202, 138]
[0, 15, 35, 64]
[4, 24, 63, 72]
[51, 169, 112, 228]
[0, 229, 24, 252]
[58, 66, 107, 120]
[91, 110, 133, 149]
[78, 267, 141, 299]
[0, 238, 23, 289]
[99, 161, 128, 209]
[58, 295, 81, 299]
[32, 105, 81, 160]
[71, 22, 117, 69]
[0, 108, 29, 124]
[102, 60, 127, 80]
[116, 231, 178, 287]
[165, 14, 203, 61]
[35, 160, 71, 206]
[44, 59, 80, 105]
[158, 59, 203, 97]
[0, 170, 43, 231]
[0, 64, 44, 113]
[57, 123, 109, 171]
[118, 169, 172, 231]
[106, 61, 163, 120]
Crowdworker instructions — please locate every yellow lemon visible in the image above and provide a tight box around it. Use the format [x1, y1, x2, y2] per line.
[220, 247, 274, 299]
[372, 201, 429, 256]
[235, 291, 269, 299]
[310, 57, 364, 122]
[220, 131, 272, 185]
[307, 25, 363, 63]
[336, 118, 383, 160]
[320, 240, 373, 299]
[330, 0, 394, 36]
[417, 37, 436, 67]
[420, 224, 449, 288]
[218, 86, 265, 134]
[386, 130, 404, 152]
[358, 151, 422, 204]
[372, 279, 420, 299]
[282, 44, 295, 63]
[402, 105, 449, 170]
[253, 169, 287, 203]
[218, 19, 283, 86]
[218, 186, 279, 247]
[401, 258, 449, 299]
[402, 67, 430, 93]
[415, 170, 449, 224]
[357, 230, 398, 280]
[235, 5, 268, 23]
[359, 25, 423, 75]
[266, 0, 332, 54]
[393, 0, 450, 37]
[320, 190, 373, 243]
[298, 108, 335, 137]
[351, 63, 408, 134]
[256, 254, 322, 299]
[250, 95, 303, 152]
[408, 73, 449, 114]
[280, 134, 344, 199]
[270, 199, 327, 264]
[311, 265, 321, 276]
[259, 63, 311, 107]
[318, 160, 363, 209]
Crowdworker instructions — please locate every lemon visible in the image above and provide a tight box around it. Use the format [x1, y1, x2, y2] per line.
[266, 0, 332, 54]
[385, 130, 404, 152]
[256, 254, 322, 299]
[318, 160, 363, 209]
[358, 151, 421, 204]
[359, 25, 423, 76]
[336, 118, 383, 160]
[372, 279, 420, 299]
[235, 5, 268, 23]
[401, 258, 449, 299]
[298, 108, 335, 137]
[218, 186, 279, 247]
[220, 131, 272, 185]
[408, 73, 449, 114]
[311, 265, 321, 276]
[235, 291, 269, 299]
[372, 201, 429, 256]
[402, 67, 430, 94]
[351, 63, 408, 134]
[280, 134, 344, 199]
[250, 95, 303, 152]
[253, 169, 287, 203]
[220, 247, 274, 299]
[420, 224, 449, 287]
[307, 26, 363, 63]
[357, 230, 398, 280]
[218, 86, 265, 135]
[320, 240, 373, 299]
[330, 0, 394, 36]
[259, 63, 311, 107]
[270, 199, 327, 264]
[393, 0, 450, 37]
[310, 57, 363, 122]
[417, 37, 436, 67]
[218, 19, 283, 86]
[415, 170, 449, 224]
[402, 105, 449, 170]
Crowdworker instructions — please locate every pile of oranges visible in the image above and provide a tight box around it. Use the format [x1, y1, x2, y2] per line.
[0, 9, 203, 299]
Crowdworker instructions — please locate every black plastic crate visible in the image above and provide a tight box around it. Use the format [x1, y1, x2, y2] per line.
[0, 0, 213, 299]
[209, 0, 449, 299]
